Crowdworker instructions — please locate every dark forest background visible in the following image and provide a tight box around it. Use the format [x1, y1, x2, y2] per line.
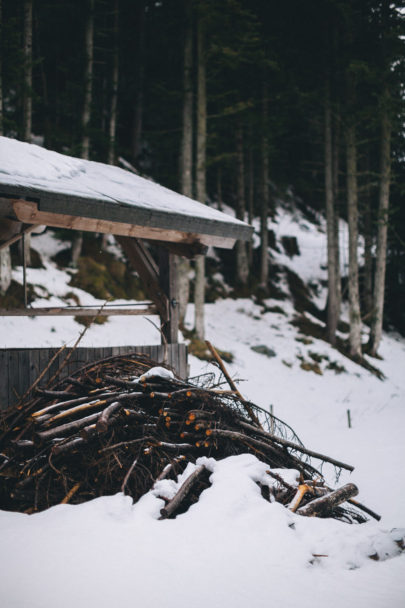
[1, 0, 405, 344]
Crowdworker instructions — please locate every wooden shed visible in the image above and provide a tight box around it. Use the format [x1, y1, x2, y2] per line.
[0, 136, 253, 408]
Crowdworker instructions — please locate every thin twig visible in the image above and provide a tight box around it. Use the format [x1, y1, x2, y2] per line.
[46, 301, 109, 387]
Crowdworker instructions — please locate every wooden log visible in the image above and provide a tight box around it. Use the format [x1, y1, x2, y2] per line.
[121, 457, 138, 493]
[186, 409, 215, 421]
[289, 484, 314, 512]
[154, 456, 186, 482]
[51, 437, 86, 456]
[160, 464, 206, 519]
[96, 401, 123, 433]
[32, 394, 101, 418]
[156, 441, 194, 451]
[45, 399, 110, 424]
[36, 412, 102, 441]
[297, 483, 359, 517]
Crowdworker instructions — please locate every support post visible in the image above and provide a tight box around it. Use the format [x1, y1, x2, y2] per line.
[158, 249, 179, 344]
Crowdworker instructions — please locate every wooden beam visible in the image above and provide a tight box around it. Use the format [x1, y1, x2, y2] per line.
[152, 240, 208, 259]
[0, 305, 157, 317]
[12, 200, 236, 249]
[116, 236, 169, 322]
[0, 223, 40, 251]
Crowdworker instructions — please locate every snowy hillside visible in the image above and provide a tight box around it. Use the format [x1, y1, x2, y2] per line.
[1, 202, 405, 607]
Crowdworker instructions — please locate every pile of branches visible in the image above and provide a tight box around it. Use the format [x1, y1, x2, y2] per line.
[0, 353, 378, 523]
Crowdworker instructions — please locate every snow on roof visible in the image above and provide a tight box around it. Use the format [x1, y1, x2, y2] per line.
[0, 137, 252, 246]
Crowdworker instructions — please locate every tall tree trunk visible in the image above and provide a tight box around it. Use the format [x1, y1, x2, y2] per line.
[0, 1, 11, 292]
[34, 13, 52, 148]
[81, 0, 94, 160]
[325, 77, 339, 345]
[178, 0, 193, 327]
[73, 0, 94, 267]
[132, 0, 146, 164]
[332, 105, 342, 316]
[259, 80, 269, 290]
[247, 143, 254, 267]
[22, 0, 32, 142]
[346, 116, 362, 358]
[0, 0, 3, 136]
[216, 166, 223, 211]
[108, 0, 119, 166]
[368, 86, 391, 356]
[19, 0, 33, 266]
[194, 14, 206, 340]
[363, 164, 374, 319]
[235, 122, 249, 286]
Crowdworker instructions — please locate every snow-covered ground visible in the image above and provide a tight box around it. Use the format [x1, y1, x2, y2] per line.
[1, 204, 404, 607]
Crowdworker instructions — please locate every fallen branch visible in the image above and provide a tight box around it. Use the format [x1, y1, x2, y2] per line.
[159, 465, 206, 519]
[60, 482, 81, 505]
[239, 420, 354, 472]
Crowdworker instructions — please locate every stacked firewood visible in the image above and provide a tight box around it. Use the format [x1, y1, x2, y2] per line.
[0, 353, 378, 523]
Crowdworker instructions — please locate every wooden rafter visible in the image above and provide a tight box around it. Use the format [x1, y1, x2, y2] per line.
[12, 200, 236, 249]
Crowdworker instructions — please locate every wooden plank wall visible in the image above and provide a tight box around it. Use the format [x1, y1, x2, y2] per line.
[0, 344, 188, 410]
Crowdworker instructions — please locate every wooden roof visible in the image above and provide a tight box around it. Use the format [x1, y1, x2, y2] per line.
[0, 137, 253, 250]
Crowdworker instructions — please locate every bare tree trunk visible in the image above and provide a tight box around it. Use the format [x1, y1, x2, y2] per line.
[178, 0, 193, 326]
[0, 0, 3, 136]
[19, 0, 33, 267]
[181, 0, 193, 200]
[81, 0, 94, 160]
[325, 77, 338, 345]
[108, 0, 119, 166]
[363, 168, 374, 319]
[194, 15, 206, 340]
[247, 143, 254, 267]
[259, 81, 269, 290]
[346, 118, 362, 358]
[1, 0, 11, 292]
[216, 166, 223, 211]
[34, 13, 52, 148]
[235, 122, 249, 286]
[332, 104, 342, 314]
[132, 0, 146, 163]
[73, 0, 94, 267]
[0, 8, 11, 294]
[22, 0, 32, 143]
[368, 86, 391, 356]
